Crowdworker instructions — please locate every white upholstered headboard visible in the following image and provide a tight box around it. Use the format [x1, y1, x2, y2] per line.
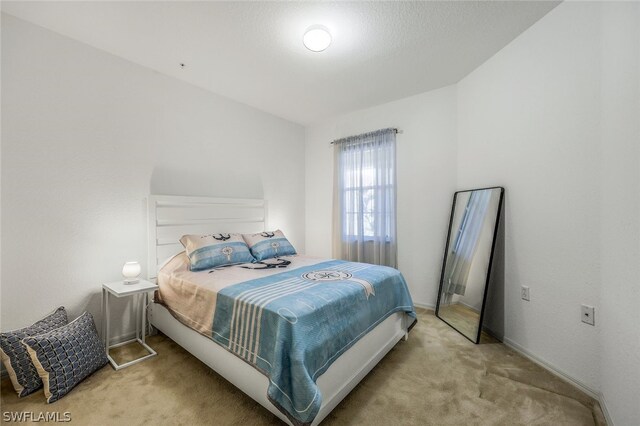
[147, 195, 267, 280]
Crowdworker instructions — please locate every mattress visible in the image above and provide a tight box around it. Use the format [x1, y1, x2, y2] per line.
[157, 253, 416, 425]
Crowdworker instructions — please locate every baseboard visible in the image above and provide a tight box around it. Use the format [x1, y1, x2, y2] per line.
[482, 325, 504, 341]
[401, 302, 614, 423]
[458, 300, 481, 313]
[413, 301, 435, 311]
[495, 341, 615, 425]
[502, 336, 599, 400]
[109, 330, 138, 346]
[598, 392, 615, 426]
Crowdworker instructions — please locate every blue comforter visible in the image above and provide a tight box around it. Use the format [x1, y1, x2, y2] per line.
[211, 259, 416, 425]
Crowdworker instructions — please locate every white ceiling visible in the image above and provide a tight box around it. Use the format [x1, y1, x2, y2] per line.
[2, 1, 559, 125]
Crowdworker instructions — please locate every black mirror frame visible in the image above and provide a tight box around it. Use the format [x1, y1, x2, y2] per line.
[435, 186, 505, 344]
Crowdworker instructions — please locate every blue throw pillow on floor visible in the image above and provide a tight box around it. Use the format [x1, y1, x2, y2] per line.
[21, 312, 107, 403]
[0, 307, 68, 397]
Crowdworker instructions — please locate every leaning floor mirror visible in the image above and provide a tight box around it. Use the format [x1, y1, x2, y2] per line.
[436, 187, 504, 343]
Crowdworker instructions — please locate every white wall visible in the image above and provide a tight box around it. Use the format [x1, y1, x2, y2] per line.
[599, 3, 640, 426]
[305, 3, 639, 422]
[1, 14, 305, 340]
[458, 1, 640, 419]
[305, 86, 457, 307]
[457, 1, 603, 392]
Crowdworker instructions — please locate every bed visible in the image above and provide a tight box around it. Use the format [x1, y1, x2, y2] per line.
[146, 195, 416, 425]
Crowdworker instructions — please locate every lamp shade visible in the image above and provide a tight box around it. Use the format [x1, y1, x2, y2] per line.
[122, 261, 141, 284]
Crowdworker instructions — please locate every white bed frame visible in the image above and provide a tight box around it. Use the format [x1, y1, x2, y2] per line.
[146, 195, 410, 425]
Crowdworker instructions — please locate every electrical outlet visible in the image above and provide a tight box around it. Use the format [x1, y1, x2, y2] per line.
[581, 305, 595, 326]
[521, 286, 530, 301]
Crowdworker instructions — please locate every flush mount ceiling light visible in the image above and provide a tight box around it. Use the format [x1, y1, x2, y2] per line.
[303, 25, 331, 52]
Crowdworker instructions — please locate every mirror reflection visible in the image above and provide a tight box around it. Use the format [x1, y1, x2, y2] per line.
[436, 187, 504, 343]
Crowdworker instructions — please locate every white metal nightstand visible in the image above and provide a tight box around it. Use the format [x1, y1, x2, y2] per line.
[101, 279, 158, 370]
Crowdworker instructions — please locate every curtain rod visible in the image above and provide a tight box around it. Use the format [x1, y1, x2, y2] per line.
[330, 128, 402, 145]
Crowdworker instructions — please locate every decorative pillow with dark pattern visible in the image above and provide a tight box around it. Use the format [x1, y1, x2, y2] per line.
[242, 229, 297, 261]
[0, 307, 68, 397]
[180, 233, 256, 271]
[21, 312, 107, 403]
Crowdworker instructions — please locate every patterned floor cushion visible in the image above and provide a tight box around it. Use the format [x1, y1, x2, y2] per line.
[0, 307, 68, 397]
[22, 312, 107, 403]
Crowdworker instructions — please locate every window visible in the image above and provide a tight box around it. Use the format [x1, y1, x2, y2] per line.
[332, 128, 397, 267]
[341, 150, 394, 239]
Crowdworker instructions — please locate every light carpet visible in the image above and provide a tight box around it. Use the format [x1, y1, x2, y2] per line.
[1, 309, 605, 425]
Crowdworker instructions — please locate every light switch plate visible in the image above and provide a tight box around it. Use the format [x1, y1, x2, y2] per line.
[581, 305, 595, 326]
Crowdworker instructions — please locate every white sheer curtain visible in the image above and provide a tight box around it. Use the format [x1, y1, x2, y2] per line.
[332, 128, 397, 267]
[443, 189, 492, 296]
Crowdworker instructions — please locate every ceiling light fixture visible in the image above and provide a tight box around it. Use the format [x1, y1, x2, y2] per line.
[303, 25, 331, 52]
